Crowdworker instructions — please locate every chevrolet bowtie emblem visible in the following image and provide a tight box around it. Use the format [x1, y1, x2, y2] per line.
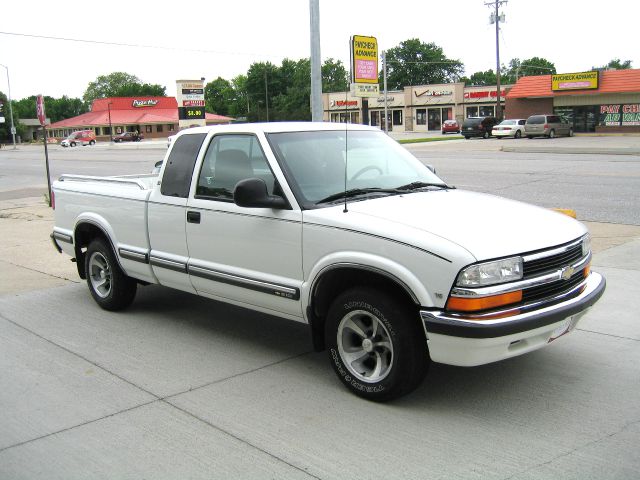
[561, 266, 575, 281]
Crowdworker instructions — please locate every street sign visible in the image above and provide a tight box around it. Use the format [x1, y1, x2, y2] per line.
[351, 83, 380, 98]
[10, 126, 16, 134]
[36, 95, 46, 126]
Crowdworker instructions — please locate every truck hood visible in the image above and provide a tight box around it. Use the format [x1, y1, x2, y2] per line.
[307, 189, 587, 261]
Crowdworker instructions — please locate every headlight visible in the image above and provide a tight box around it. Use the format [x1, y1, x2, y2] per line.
[456, 256, 523, 287]
[582, 233, 591, 257]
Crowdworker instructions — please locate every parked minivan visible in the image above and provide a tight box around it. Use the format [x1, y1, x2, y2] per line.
[461, 116, 498, 139]
[60, 130, 96, 147]
[525, 115, 573, 139]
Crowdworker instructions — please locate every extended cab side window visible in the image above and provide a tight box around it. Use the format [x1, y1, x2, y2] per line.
[161, 133, 207, 198]
[195, 134, 276, 201]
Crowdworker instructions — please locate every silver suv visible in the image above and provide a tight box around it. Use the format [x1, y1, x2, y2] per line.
[525, 114, 573, 139]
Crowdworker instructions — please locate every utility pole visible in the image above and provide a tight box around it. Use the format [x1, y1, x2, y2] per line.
[309, 0, 323, 122]
[0, 64, 16, 149]
[486, 0, 507, 119]
[382, 51, 389, 133]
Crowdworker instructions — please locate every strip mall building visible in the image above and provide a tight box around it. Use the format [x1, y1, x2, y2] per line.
[323, 69, 640, 133]
[48, 97, 233, 140]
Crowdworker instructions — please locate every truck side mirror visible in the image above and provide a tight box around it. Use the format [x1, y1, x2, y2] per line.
[234, 178, 289, 209]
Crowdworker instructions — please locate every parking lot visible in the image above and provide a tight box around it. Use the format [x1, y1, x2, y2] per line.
[1, 136, 639, 479]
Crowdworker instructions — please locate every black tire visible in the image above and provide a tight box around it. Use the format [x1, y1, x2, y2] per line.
[515, 130, 522, 139]
[527, 135, 533, 139]
[548, 129, 555, 139]
[464, 136, 470, 140]
[325, 287, 429, 401]
[89, 140, 95, 145]
[70, 142, 76, 147]
[483, 131, 489, 139]
[85, 238, 137, 311]
[568, 128, 574, 137]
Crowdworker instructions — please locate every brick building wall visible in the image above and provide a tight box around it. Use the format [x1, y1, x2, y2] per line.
[505, 98, 554, 119]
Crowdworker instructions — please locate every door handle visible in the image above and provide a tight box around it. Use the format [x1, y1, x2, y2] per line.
[187, 211, 201, 224]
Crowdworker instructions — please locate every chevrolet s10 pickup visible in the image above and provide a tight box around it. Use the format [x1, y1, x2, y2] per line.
[51, 122, 606, 401]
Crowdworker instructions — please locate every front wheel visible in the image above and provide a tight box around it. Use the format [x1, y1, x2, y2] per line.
[568, 128, 574, 137]
[85, 238, 137, 311]
[325, 287, 429, 401]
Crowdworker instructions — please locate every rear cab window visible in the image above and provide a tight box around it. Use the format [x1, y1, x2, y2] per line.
[161, 133, 207, 198]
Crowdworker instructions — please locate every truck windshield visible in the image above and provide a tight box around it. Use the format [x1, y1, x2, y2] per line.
[267, 130, 445, 208]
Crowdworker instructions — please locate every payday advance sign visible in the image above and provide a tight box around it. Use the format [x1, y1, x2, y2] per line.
[552, 71, 599, 91]
[351, 35, 379, 97]
[176, 79, 206, 128]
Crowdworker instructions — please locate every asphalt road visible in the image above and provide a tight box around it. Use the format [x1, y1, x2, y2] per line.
[1, 137, 639, 224]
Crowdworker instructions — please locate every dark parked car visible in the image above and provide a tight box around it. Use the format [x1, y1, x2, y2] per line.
[441, 119, 461, 134]
[113, 132, 144, 143]
[462, 116, 498, 139]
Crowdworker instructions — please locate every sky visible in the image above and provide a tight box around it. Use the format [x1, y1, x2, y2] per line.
[1, 0, 638, 101]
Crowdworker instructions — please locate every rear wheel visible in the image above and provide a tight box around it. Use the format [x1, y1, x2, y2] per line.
[325, 287, 429, 401]
[527, 135, 533, 139]
[568, 128, 574, 137]
[85, 238, 137, 311]
[483, 131, 489, 139]
[515, 130, 522, 139]
[464, 136, 470, 140]
[89, 140, 95, 145]
[548, 129, 556, 139]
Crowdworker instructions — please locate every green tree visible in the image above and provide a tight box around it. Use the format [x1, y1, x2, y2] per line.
[593, 58, 632, 70]
[505, 57, 556, 82]
[12, 95, 87, 123]
[83, 72, 165, 104]
[205, 77, 235, 116]
[322, 58, 349, 93]
[459, 69, 497, 86]
[380, 38, 463, 89]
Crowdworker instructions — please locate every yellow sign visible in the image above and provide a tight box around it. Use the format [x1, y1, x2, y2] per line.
[351, 35, 378, 84]
[552, 71, 599, 91]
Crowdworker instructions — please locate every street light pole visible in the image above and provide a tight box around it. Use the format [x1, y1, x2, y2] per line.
[0, 63, 17, 149]
[107, 102, 113, 142]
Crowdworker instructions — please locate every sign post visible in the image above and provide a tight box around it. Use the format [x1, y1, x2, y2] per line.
[37, 95, 52, 207]
[176, 79, 206, 130]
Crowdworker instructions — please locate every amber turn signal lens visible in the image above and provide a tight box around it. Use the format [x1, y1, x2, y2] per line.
[446, 290, 523, 312]
[584, 264, 591, 278]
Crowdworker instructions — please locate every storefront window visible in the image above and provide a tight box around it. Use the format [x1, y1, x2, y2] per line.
[416, 109, 426, 126]
[427, 108, 441, 130]
[479, 105, 495, 117]
[392, 110, 403, 126]
[467, 106, 478, 117]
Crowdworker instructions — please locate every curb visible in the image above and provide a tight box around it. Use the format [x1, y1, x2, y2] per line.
[500, 146, 640, 156]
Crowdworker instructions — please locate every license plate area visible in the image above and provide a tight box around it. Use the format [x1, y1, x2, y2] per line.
[548, 314, 582, 342]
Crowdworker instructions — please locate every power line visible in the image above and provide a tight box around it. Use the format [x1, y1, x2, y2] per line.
[0, 30, 285, 59]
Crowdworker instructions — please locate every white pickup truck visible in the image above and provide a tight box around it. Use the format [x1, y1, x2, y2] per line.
[51, 122, 605, 401]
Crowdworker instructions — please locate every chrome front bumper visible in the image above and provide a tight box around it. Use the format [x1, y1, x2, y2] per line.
[421, 271, 606, 339]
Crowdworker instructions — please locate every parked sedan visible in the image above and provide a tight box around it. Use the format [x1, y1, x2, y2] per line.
[492, 119, 526, 139]
[441, 119, 460, 134]
[113, 132, 144, 143]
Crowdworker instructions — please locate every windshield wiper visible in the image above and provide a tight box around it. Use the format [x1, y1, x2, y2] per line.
[316, 188, 401, 204]
[395, 181, 453, 191]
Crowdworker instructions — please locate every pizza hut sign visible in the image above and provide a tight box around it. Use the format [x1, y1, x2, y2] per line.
[132, 99, 159, 108]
